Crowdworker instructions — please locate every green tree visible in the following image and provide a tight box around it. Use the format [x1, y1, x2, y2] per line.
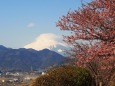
[32, 65, 93, 86]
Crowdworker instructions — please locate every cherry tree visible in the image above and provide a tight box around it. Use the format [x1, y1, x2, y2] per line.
[57, 0, 115, 86]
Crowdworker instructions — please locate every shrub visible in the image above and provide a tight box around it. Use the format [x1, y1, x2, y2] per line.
[32, 65, 93, 86]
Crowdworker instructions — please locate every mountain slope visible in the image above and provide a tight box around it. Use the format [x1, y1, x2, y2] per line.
[0, 45, 65, 71]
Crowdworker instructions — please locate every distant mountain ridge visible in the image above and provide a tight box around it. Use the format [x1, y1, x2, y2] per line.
[0, 45, 65, 72]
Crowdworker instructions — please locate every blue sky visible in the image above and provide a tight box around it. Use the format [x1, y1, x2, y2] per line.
[0, 0, 91, 49]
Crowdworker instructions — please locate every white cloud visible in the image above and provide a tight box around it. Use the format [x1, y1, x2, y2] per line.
[57, 49, 64, 53]
[24, 33, 67, 51]
[27, 22, 35, 28]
